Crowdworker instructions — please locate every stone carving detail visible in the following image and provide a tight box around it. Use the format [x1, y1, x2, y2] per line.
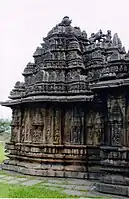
[113, 33, 122, 47]
[86, 111, 104, 145]
[64, 107, 84, 144]
[88, 29, 112, 44]
[11, 126, 18, 143]
[107, 95, 125, 146]
[59, 16, 72, 26]
[70, 107, 84, 144]
[9, 82, 25, 99]
[31, 126, 43, 143]
[64, 110, 72, 144]
[105, 30, 112, 43]
[57, 70, 65, 82]
[21, 124, 25, 142]
[45, 108, 53, 144]
[126, 104, 129, 145]
[48, 70, 57, 81]
[53, 109, 61, 144]
[11, 108, 21, 142]
[21, 109, 31, 142]
[89, 30, 104, 43]
[31, 108, 44, 143]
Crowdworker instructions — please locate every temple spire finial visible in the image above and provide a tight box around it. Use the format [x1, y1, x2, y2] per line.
[59, 16, 72, 26]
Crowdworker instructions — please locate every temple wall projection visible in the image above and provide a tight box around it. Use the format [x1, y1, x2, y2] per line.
[107, 94, 125, 146]
[86, 110, 104, 146]
[11, 107, 21, 143]
[64, 106, 84, 145]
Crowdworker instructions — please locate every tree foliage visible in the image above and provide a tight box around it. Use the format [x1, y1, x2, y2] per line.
[0, 119, 11, 134]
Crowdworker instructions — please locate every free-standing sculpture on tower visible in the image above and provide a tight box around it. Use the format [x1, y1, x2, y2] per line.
[1, 16, 129, 197]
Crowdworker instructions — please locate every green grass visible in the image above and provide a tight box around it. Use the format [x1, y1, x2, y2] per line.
[0, 141, 8, 163]
[0, 183, 107, 198]
[0, 142, 4, 163]
[0, 183, 75, 198]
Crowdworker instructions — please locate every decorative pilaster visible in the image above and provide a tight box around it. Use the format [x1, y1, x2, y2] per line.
[53, 108, 61, 144]
[45, 107, 53, 144]
[107, 95, 125, 146]
[21, 108, 31, 142]
[64, 109, 72, 144]
[70, 106, 84, 144]
[11, 107, 21, 143]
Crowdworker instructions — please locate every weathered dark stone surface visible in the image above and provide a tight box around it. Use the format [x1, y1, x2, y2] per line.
[96, 183, 129, 196]
[1, 16, 129, 197]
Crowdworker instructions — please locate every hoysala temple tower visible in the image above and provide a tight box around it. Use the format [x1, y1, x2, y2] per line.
[2, 16, 129, 197]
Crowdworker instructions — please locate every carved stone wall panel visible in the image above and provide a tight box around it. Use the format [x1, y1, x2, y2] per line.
[25, 109, 31, 142]
[31, 107, 45, 143]
[12, 108, 21, 126]
[70, 106, 84, 144]
[86, 110, 104, 145]
[53, 108, 61, 144]
[64, 110, 72, 144]
[11, 108, 21, 143]
[21, 108, 32, 142]
[42, 107, 46, 143]
[86, 111, 94, 145]
[20, 124, 25, 143]
[107, 94, 125, 146]
[20, 109, 26, 143]
[45, 107, 53, 144]
[31, 125, 43, 143]
[126, 104, 129, 146]
[11, 126, 19, 142]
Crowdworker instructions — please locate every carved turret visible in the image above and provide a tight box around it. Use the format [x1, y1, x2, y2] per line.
[9, 81, 25, 99]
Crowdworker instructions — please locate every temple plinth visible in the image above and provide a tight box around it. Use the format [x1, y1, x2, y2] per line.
[1, 16, 129, 197]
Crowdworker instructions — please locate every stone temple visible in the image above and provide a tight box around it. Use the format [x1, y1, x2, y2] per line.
[1, 16, 129, 197]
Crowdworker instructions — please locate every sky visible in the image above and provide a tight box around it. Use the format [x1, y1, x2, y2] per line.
[0, 0, 129, 119]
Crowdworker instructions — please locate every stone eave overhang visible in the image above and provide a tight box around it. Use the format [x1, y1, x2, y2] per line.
[0, 94, 94, 107]
[91, 78, 129, 91]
